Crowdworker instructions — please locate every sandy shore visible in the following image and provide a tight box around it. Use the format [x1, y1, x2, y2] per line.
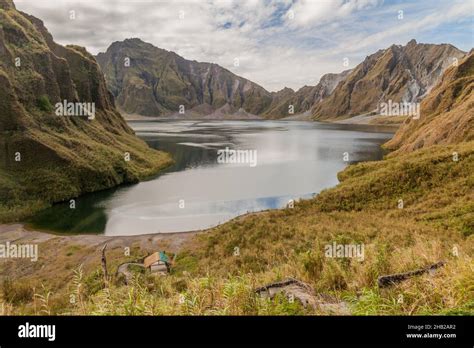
[122, 108, 403, 128]
[121, 110, 262, 121]
[0, 224, 199, 288]
[333, 113, 404, 126]
[0, 223, 197, 253]
[0, 202, 275, 245]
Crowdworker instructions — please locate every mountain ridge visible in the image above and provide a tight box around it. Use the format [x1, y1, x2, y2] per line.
[96, 38, 274, 118]
[384, 51, 474, 154]
[96, 38, 355, 119]
[312, 39, 466, 121]
[97, 38, 466, 120]
[262, 70, 351, 119]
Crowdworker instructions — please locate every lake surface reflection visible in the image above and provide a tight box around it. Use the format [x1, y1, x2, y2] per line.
[28, 120, 393, 235]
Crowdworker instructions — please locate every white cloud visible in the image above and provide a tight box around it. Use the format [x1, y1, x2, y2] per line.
[13, 0, 472, 92]
[286, 0, 382, 27]
[328, 0, 473, 54]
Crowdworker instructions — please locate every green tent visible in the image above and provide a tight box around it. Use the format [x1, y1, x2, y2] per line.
[159, 251, 169, 263]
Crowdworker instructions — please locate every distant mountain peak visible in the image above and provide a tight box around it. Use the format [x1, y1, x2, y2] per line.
[385, 51, 474, 153]
[312, 40, 466, 120]
[0, 0, 15, 10]
[96, 37, 466, 120]
[124, 37, 145, 43]
[96, 38, 273, 117]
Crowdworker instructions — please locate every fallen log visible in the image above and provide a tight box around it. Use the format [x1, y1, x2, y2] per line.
[377, 261, 446, 288]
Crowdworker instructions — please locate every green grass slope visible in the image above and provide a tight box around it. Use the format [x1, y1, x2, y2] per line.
[0, 0, 472, 316]
[0, 0, 172, 221]
[1, 140, 471, 316]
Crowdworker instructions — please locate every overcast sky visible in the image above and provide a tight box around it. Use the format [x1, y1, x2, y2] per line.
[14, 0, 473, 92]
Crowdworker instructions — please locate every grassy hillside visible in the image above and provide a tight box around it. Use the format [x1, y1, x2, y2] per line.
[1, 31, 472, 313]
[2, 140, 472, 315]
[0, 1, 172, 222]
[0, 0, 471, 317]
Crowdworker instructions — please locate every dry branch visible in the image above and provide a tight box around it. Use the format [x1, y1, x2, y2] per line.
[101, 243, 108, 286]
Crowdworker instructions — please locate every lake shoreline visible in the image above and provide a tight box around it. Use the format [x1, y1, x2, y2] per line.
[0, 210, 272, 281]
[0, 223, 198, 256]
[125, 111, 403, 129]
[22, 120, 394, 236]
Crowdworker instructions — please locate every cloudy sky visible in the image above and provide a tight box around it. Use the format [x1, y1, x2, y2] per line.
[14, 0, 473, 91]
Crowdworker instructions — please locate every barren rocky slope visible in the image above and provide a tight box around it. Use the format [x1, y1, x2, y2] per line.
[312, 40, 466, 120]
[97, 39, 466, 121]
[262, 70, 351, 119]
[96, 38, 273, 117]
[385, 51, 474, 154]
[97, 38, 353, 119]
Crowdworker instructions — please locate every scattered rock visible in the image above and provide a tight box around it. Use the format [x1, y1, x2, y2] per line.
[255, 278, 350, 314]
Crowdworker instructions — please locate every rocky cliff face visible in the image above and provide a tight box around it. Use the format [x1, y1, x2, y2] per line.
[96, 39, 352, 119]
[0, 0, 170, 221]
[96, 38, 273, 117]
[312, 40, 466, 120]
[98, 39, 465, 121]
[384, 51, 474, 154]
[262, 70, 351, 118]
